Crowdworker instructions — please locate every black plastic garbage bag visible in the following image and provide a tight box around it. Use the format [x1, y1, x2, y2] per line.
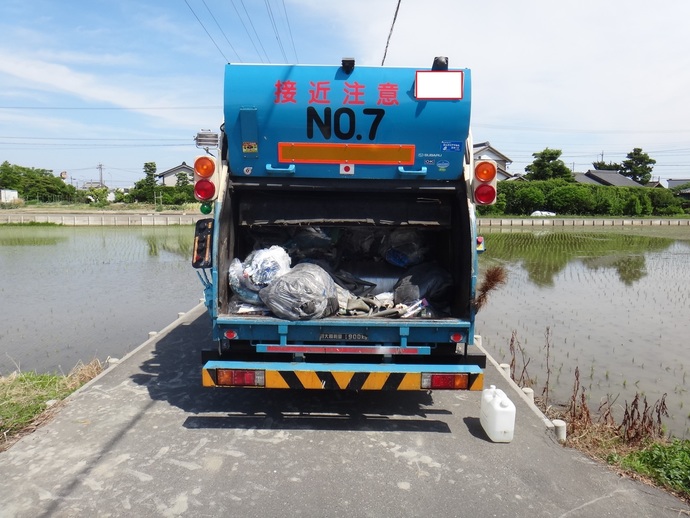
[259, 263, 339, 320]
[393, 262, 453, 309]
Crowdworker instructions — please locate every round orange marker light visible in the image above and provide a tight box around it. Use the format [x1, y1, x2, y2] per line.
[475, 161, 497, 182]
[194, 156, 216, 178]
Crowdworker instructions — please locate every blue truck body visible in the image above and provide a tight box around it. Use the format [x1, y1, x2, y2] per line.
[193, 59, 488, 391]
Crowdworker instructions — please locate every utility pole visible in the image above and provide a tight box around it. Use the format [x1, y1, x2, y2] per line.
[97, 163, 104, 187]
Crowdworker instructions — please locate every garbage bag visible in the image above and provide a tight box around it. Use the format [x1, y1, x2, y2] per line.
[259, 263, 339, 321]
[228, 246, 291, 304]
[285, 228, 339, 266]
[228, 258, 262, 305]
[228, 295, 270, 315]
[393, 262, 453, 310]
[243, 245, 291, 289]
[380, 229, 429, 268]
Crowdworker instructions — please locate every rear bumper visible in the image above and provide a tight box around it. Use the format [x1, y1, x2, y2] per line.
[202, 360, 484, 391]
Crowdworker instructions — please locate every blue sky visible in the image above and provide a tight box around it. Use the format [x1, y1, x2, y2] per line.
[1, 0, 690, 188]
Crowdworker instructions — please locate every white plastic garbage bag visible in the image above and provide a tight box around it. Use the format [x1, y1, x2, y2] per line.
[259, 263, 339, 320]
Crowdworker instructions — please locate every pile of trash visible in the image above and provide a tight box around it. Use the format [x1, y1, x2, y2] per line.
[228, 228, 453, 321]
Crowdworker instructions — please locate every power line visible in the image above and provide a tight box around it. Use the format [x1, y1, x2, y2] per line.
[0, 106, 220, 110]
[0, 143, 188, 149]
[265, 0, 287, 62]
[381, 0, 402, 66]
[474, 122, 690, 135]
[239, 0, 271, 63]
[201, 0, 242, 62]
[0, 136, 189, 141]
[281, 0, 298, 62]
[230, 0, 266, 62]
[184, 0, 230, 62]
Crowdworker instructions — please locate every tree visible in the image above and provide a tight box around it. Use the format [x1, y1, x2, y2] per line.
[646, 189, 682, 216]
[524, 148, 573, 181]
[620, 148, 655, 185]
[130, 162, 157, 202]
[0, 161, 76, 201]
[175, 172, 190, 188]
[592, 160, 621, 171]
[87, 187, 109, 205]
[0, 161, 22, 190]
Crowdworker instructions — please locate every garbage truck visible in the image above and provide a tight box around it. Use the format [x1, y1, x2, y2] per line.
[192, 57, 497, 391]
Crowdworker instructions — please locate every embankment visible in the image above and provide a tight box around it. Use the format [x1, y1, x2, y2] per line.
[1, 212, 689, 227]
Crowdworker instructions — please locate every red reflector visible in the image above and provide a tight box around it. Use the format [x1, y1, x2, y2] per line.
[217, 369, 255, 386]
[224, 330, 238, 340]
[194, 179, 216, 200]
[450, 333, 464, 343]
[428, 373, 469, 390]
[474, 184, 496, 205]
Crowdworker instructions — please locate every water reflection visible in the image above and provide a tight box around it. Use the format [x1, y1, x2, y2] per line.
[144, 233, 193, 258]
[0, 234, 67, 246]
[582, 254, 647, 286]
[482, 232, 673, 287]
[477, 227, 690, 438]
[0, 226, 202, 377]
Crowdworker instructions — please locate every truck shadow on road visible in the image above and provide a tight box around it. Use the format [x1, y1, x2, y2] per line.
[130, 312, 455, 434]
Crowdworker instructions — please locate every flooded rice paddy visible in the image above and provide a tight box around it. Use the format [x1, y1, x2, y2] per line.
[0, 222, 688, 437]
[0, 225, 202, 377]
[476, 225, 690, 438]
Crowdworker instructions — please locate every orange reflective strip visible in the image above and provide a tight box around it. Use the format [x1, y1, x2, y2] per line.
[278, 142, 415, 165]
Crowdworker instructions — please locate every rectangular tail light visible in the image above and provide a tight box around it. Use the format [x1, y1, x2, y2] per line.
[421, 373, 469, 390]
[217, 369, 265, 387]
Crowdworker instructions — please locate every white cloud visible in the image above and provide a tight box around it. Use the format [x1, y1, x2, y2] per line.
[1, 0, 689, 179]
[0, 49, 219, 128]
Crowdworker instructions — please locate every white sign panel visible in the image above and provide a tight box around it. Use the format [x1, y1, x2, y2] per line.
[414, 70, 464, 100]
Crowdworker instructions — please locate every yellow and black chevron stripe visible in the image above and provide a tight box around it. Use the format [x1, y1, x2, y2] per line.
[203, 367, 483, 391]
[269, 370, 417, 390]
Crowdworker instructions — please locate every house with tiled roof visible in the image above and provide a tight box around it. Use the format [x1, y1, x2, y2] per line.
[157, 162, 193, 187]
[667, 179, 690, 190]
[668, 178, 690, 201]
[575, 170, 642, 187]
[572, 172, 602, 185]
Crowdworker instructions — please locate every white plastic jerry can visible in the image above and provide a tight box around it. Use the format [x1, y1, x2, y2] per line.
[480, 385, 516, 443]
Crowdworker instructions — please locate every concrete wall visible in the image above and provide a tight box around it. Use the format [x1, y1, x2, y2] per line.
[1, 213, 688, 227]
[479, 218, 690, 227]
[0, 213, 206, 226]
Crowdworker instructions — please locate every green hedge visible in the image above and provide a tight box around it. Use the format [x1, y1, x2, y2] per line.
[478, 180, 685, 217]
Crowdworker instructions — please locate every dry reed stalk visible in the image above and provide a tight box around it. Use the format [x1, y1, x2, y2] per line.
[473, 265, 507, 311]
[508, 330, 533, 388]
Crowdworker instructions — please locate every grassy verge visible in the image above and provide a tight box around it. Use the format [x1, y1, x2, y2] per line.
[558, 370, 689, 504]
[0, 359, 103, 452]
[508, 330, 690, 504]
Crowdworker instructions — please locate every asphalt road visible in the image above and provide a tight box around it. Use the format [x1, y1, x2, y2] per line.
[0, 304, 687, 518]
